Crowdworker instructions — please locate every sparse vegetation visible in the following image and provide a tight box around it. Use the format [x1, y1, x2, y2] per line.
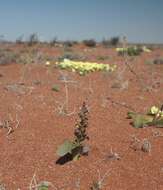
[49, 37, 57, 46]
[109, 36, 120, 47]
[0, 38, 163, 189]
[102, 36, 120, 47]
[116, 46, 143, 56]
[63, 40, 76, 47]
[0, 49, 18, 65]
[27, 33, 39, 46]
[83, 39, 96, 47]
[16, 35, 24, 44]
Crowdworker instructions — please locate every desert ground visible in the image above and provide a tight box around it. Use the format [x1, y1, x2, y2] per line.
[0, 43, 163, 190]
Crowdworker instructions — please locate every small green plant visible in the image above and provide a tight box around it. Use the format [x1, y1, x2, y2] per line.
[52, 85, 60, 92]
[57, 102, 89, 161]
[127, 105, 163, 128]
[117, 46, 143, 56]
[37, 181, 51, 190]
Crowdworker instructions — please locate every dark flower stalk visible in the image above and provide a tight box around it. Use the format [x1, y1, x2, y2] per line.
[74, 102, 89, 144]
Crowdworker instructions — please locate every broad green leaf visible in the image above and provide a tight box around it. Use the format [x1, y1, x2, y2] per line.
[38, 181, 52, 190]
[56, 140, 78, 156]
[148, 118, 163, 127]
[128, 111, 163, 128]
[38, 187, 48, 190]
[127, 112, 154, 128]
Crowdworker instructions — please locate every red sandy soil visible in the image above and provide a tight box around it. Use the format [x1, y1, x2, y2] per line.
[0, 45, 163, 190]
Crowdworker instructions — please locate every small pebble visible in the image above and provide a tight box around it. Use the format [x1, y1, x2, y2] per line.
[141, 139, 151, 153]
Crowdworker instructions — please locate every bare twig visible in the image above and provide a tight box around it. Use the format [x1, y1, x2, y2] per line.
[107, 147, 121, 161]
[15, 114, 20, 128]
[56, 71, 77, 115]
[29, 172, 37, 190]
[122, 36, 148, 90]
[29, 172, 55, 190]
[75, 178, 81, 190]
[107, 97, 135, 111]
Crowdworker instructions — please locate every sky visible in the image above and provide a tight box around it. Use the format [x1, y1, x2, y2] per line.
[0, 0, 163, 43]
